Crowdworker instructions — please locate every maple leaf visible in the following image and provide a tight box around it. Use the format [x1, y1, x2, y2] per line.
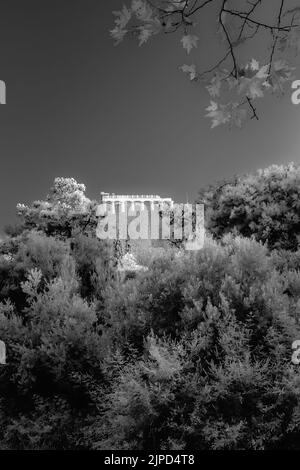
[138, 18, 161, 45]
[256, 64, 269, 79]
[111, 5, 132, 44]
[206, 100, 218, 112]
[110, 26, 128, 44]
[131, 0, 153, 22]
[238, 77, 264, 99]
[138, 26, 153, 45]
[206, 73, 223, 97]
[205, 101, 248, 129]
[231, 103, 247, 128]
[267, 59, 295, 94]
[205, 101, 231, 128]
[181, 34, 199, 54]
[273, 59, 295, 77]
[112, 6, 131, 29]
[180, 64, 197, 81]
[249, 58, 260, 71]
[238, 64, 269, 99]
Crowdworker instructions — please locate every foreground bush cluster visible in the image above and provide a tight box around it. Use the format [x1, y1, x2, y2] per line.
[1, 168, 300, 449]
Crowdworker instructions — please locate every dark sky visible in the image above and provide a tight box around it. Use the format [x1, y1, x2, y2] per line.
[0, 0, 299, 231]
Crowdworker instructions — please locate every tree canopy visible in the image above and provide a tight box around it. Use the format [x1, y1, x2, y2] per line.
[198, 162, 300, 250]
[111, 0, 300, 128]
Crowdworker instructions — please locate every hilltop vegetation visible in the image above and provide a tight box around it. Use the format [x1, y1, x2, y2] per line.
[199, 163, 300, 250]
[1, 168, 300, 449]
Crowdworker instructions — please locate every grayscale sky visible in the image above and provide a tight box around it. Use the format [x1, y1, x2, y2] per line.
[0, 0, 299, 230]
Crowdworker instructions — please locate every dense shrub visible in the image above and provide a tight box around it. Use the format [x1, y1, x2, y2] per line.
[1, 175, 300, 449]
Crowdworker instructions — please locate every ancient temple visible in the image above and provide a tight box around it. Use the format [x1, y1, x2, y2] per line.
[100, 192, 174, 213]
